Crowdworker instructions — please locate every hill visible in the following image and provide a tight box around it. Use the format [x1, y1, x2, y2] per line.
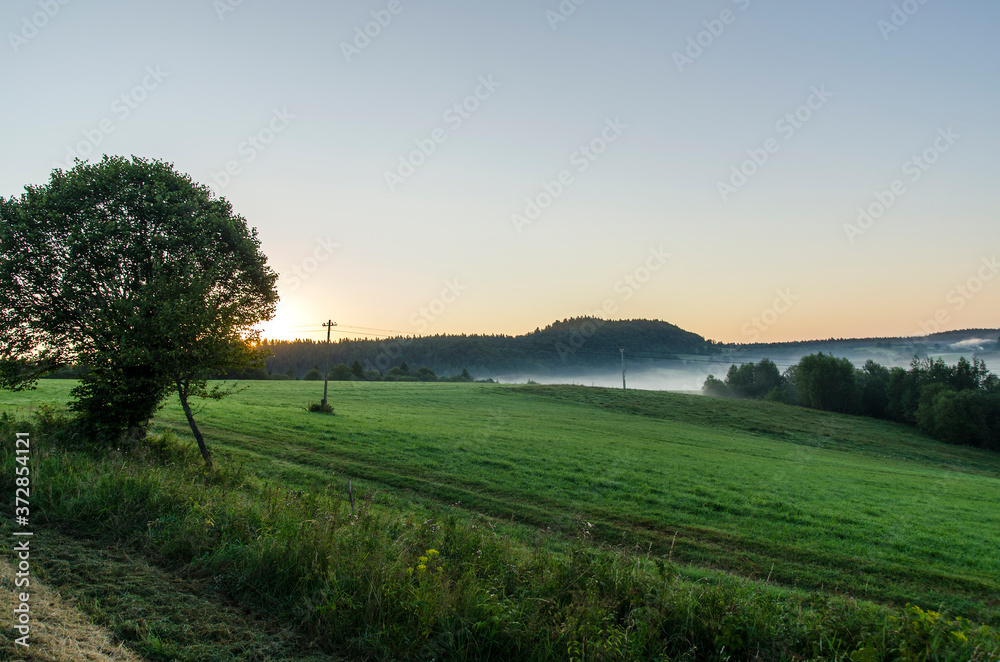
[262, 317, 716, 379]
[257, 319, 1000, 391]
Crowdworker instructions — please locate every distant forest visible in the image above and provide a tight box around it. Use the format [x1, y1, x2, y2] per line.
[260, 318, 718, 379]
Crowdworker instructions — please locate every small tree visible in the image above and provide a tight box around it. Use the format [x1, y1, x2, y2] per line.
[415, 366, 437, 382]
[702, 375, 730, 398]
[350, 360, 365, 380]
[791, 353, 858, 414]
[329, 363, 353, 381]
[0, 156, 278, 468]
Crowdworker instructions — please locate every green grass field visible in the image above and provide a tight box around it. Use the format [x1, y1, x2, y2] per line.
[6, 379, 999, 630]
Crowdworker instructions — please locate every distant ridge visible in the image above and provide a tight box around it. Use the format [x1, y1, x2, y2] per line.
[263, 317, 716, 378]
[261, 319, 1000, 379]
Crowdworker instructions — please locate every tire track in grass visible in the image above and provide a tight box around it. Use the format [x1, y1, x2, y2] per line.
[191, 430, 1000, 624]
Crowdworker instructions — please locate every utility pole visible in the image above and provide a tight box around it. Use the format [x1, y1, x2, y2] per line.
[620, 348, 626, 390]
[322, 319, 337, 407]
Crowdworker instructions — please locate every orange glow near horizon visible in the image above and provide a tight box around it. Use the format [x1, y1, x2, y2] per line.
[254, 307, 999, 346]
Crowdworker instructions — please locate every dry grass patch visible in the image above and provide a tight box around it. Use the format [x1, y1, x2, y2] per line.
[0, 558, 145, 662]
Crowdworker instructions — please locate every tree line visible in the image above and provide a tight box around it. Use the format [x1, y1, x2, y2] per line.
[255, 317, 716, 379]
[234, 360, 484, 384]
[703, 354, 1000, 451]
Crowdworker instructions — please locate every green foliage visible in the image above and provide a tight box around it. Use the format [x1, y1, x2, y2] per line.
[307, 401, 334, 414]
[69, 364, 172, 442]
[702, 374, 730, 398]
[257, 317, 716, 378]
[917, 387, 999, 449]
[704, 352, 1000, 455]
[385, 364, 418, 382]
[303, 366, 323, 381]
[350, 360, 365, 380]
[858, 359, 891, 418]
[328, 363, 353, 381]
[708, 353, 1000, 451]
[723, 358, 782, 399]
[414, 367, 437, 382]
[0, 156, 278, 462]
[792, 353, 859, 413]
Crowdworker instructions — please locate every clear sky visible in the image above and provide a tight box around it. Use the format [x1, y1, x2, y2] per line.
[2, 0, 998, 344]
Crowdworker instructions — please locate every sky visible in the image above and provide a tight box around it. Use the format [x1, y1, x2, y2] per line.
[2, 0, 998, 344]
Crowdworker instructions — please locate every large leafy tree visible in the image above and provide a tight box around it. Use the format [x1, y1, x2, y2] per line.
[791, 353, 859, 414]
[0, 156, 278, 468]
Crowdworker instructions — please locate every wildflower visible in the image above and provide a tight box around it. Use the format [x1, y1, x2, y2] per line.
[417, 564, 427, 572]
[951, 631, 968, 643]
[406, 567, 414, 576]
[418, 556, 428, 563]
[427, 549, 440, 557]
[436, 566, 443, 573]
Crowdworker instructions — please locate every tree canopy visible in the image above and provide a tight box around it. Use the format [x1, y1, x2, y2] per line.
[703, 353, 1000, 451]
[0, 155, 278, 467]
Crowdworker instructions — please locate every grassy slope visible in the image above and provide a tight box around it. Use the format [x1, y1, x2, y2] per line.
[5, 380, 1000, 629]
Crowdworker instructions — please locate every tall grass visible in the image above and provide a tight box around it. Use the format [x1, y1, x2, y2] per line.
[2, 409, 998, 661]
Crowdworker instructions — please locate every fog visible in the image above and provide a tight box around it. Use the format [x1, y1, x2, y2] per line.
[492, 338, 1000, 393]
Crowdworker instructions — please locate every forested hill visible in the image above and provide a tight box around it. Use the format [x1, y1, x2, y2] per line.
[262, 318, 717, 379]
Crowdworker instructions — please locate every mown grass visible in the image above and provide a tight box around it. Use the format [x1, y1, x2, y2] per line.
[2, 381, 1000, 660]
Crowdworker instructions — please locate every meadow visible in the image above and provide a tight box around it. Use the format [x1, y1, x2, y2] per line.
[3, 380, 1000, 660]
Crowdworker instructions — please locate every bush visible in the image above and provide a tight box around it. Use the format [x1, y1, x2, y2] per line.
[415, 367, 437, 382]
[69, 365, 172, 443]
[307, 402, 334, 414]
[702, 375, 730, 398]
[329, 363, 354, 381]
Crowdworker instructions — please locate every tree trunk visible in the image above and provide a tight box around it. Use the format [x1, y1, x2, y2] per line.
[177, 381, 213, 470]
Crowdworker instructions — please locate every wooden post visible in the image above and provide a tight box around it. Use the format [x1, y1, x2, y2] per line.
[321, 319, 337, 407]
